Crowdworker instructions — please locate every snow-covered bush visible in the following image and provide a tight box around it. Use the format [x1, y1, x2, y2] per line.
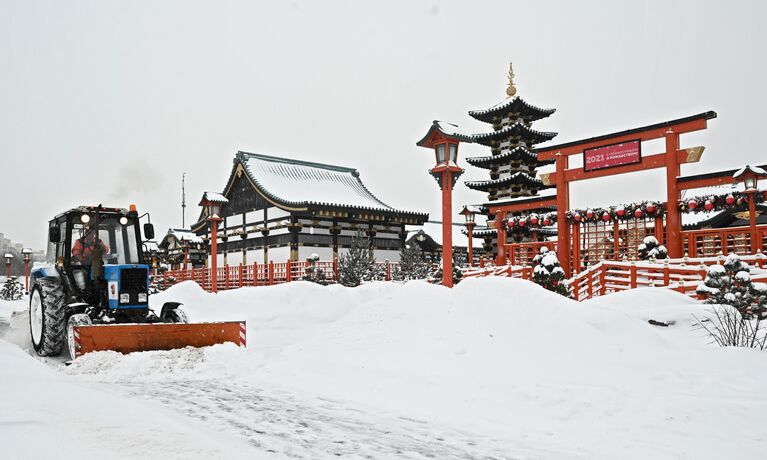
[637, 236, 668, 261]
[393, 244, 430, 281]
[696, 253, 767, 319]
[338, 231, 383, 287]
[428, 250, 463, 286]
[532, 247, 571, 297]
[694, 304, 767, 350]
[302, 253, 330, 285]
[0, 276, 24, 301]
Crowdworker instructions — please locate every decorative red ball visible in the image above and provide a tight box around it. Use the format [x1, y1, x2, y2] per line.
[646, 203, 656, 214]
[704, 201, 715, 211]
[573, 213, 582, 222]
[616, 208, 626, 217]
[687, 200, 698, 210]
[634, 209, 643, 218]
[586, 210, 594, 219]
[529, 217, 539, 225]
[509, 220, 516, 227]
[602, 212, 611, 221]
[543, 218, 552, 226]
[518, 219, 526, 227]
[725, 195, 736, 205]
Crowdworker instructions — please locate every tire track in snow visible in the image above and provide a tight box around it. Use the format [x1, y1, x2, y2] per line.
[115, 379, 518, 459]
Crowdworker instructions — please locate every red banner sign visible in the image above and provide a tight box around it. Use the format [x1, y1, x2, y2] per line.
[583, 140, 641, 172]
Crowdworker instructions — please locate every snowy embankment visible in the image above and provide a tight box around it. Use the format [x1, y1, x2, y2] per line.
[3, 280, 767, 459]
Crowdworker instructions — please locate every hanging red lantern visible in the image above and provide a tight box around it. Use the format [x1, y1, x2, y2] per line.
[634, 209, 644, 218]
[645, 203, 656, 214]
[704, 200, 715, 211]
[573, 213, 582, 222]
[616, 207, 626, 217]
[543, 217, 552, 226]
[518, 219, 526, 227]
[602, 212, 611, 221]
[725, 195, 736, 205]
[586, 209, 594, 219]
[687, 199, 698, 210]
[509, 219, 517, 227]
[529, 216, 539, 225]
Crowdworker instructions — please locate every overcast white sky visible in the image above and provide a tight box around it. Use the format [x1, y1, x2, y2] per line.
[2, 0, 766, 250]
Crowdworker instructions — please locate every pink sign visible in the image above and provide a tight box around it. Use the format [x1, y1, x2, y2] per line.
[583, 140, 641, 171]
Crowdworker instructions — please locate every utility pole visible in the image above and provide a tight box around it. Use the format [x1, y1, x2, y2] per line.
[182, 172, 186, 228]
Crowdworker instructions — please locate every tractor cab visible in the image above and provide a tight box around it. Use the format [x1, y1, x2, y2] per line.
[38, 205, 156, 314]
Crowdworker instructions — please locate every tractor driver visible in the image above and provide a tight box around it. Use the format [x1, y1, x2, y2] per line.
[72, 230, 110, 266]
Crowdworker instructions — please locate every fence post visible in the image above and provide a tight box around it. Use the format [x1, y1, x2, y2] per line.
[573, 278, 579, 301]
[333, 257, 339, 282]
[253, 262, 259, 287]
[286, 259, 292, 283]
[385, 260, 391, 281]
[630, 261, 637, 289]
[663, 261, 670, 287]
[225, 265, 230, 291]
[599, 264, 607, 295]
[269, 260, 274, 286]
[239, 263, 244, 288]
[587, 270, 593, 298]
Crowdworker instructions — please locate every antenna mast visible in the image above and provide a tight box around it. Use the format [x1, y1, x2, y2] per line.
[182, 172, 186, 227]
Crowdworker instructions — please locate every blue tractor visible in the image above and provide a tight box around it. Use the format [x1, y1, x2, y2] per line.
[29, 205, 189, 359]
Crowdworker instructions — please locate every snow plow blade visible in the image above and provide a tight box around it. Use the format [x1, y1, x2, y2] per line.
[72, 321, 246, 358]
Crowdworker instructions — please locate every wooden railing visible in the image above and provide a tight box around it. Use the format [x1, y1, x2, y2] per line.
[504, 241, 557, 267]
[462, 264, 535, 280]
[567, 254, 767, 301]
[159, 260, 398, 292]
[682, 224, 767, 258]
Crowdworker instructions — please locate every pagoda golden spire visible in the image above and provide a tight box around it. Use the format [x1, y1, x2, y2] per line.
[506, 62, 517, 98]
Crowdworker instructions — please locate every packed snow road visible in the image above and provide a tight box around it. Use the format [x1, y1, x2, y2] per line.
[4, 279, 767, 459]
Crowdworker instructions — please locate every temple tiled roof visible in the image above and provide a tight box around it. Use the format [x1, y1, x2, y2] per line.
[468, 96, 556, 124]
[465, 172, 551, 192]
[465, 146, 554, 169]
[472, 122, 557, 146]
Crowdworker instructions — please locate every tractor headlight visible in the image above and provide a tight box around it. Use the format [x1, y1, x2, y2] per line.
[119, 293, 130, 304]
[80, 214, 90, 223]
[138, 293, 148, 303]
[119, 216, 129, 225]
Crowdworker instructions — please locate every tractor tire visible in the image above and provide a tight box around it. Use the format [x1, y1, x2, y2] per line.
[167, 307, 189, 324]
[29, 278, 67, 357]
[66, 313, 92, 360]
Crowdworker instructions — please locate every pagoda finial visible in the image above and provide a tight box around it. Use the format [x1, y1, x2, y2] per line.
[506, 62, 517, 98]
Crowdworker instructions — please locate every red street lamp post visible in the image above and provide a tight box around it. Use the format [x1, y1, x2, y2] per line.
[417, 121, 472, 287]
[21, 248, 32, 295]
[460, 206, 478, 267]
[199, 192, 229, 293]
[734, 165, 766, 254]
[4, 253, 12, 280]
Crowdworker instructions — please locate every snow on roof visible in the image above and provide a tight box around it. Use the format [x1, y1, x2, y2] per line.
[142, 240, 159, 251]
[3, 253, 13, 259]
[733, 164, 767, 178]
[680, 183, 743, 198]
[435, 121, 463, 137]
[168, 228, 203, 244]
[202, 191, 228, 203]
[240, 152, 418, 213]
[407, 221, 481, 248]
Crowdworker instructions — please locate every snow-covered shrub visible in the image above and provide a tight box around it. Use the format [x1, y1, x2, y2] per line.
[428, 249, 463, 286]
[696, 253, 767, 319]
[694, 305, 767, 350]
[532, 247, 571, 297]
[637, 236, 668, 261]
[0, 276, 24, 301]
[338, 231, 382, 287]
[393, 244, 430, 281]
[302, 253, 330, 285]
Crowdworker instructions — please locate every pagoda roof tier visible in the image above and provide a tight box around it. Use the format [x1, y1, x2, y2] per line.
[464, 172, 551, 192]
[465, 146, 555, 169]
[472, 122, 557, 146]
[469, 96, 556, 124]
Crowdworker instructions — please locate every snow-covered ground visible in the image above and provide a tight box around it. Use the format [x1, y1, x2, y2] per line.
[2, 279, 766, 459]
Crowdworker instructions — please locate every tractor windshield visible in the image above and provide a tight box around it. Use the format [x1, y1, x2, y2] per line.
[71, 217, 141, 266]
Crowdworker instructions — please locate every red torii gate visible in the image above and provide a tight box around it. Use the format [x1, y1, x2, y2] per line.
[496, 111, 717, 276]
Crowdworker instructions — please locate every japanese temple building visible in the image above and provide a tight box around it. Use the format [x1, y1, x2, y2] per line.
[190, 151, 428, 265]
[463, 64, 558, 258]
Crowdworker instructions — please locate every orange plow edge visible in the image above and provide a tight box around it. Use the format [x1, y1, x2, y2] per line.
[72, 321, 246, 358]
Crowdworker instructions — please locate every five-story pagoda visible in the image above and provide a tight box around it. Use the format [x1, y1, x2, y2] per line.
[464, 65, 558, 260]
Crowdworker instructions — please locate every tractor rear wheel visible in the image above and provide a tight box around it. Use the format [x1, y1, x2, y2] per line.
[167, 307, 189, 324]
[29, 279, 67, 356]
[67, 313, 92, 360]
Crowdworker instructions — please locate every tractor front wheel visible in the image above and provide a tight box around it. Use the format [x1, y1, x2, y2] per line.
[167, 307, 189, 324]
[67, 313, 92, 360]
[29, 279, 67, 356]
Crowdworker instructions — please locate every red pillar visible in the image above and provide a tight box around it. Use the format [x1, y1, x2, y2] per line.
[664, 130, 682, 258]
[555, 154, 572, 277]
[466, 223, 475, 267]
[495, 211, 507, 266]
[183, 246, 189, 271]
[5, 261, 10, 279]
[24, 259, 30, 294]
[748, 190, 760, 253]
[210, 218, 219, 293]
[441, 170, 454, 288]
